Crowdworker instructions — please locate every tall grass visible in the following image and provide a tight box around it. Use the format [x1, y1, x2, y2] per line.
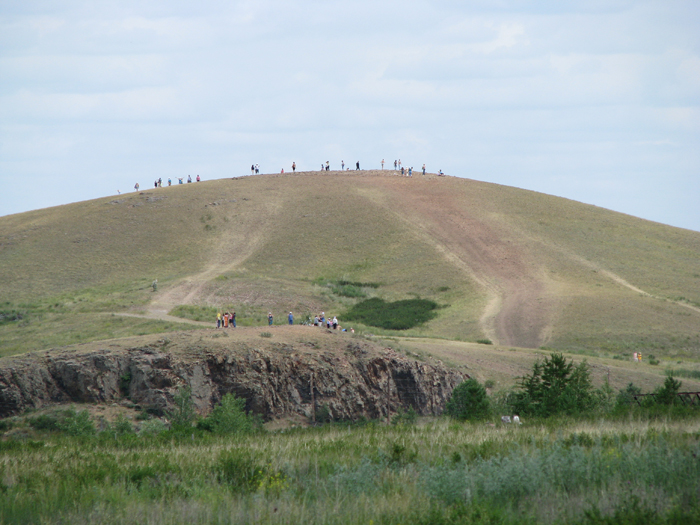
[1, 416, 698, 524]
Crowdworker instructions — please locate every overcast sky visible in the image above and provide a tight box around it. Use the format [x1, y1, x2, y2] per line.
[1, 1, 699, 231]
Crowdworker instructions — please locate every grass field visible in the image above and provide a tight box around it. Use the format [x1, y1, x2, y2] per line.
[0, 172, 698, 357]
[1, 412, 698, 524]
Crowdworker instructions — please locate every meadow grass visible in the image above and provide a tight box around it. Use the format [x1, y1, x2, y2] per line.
[1, 414, 698, 524]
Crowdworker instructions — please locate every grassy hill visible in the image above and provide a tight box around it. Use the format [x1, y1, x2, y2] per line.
[1, 171, 699, 362]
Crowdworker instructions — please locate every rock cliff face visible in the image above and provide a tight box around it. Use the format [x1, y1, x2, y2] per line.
[0, 333, 464, 421]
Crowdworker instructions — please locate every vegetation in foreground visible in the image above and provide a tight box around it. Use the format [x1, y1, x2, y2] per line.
[2, 357, 700, 525]
[1, 413, 698, 525]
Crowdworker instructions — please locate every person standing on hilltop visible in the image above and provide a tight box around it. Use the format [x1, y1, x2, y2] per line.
[292, 162, 296, 172]
[341, 160, 345, 170]
[231, 311, 236, 328]
[398, 159, 402, 170]
[196, 175, 201, 182]
[381, 159, 385, 170]
[251, 165, 255, 175]
[168, 178, 172, 186]
[394, 160, 397, 170]
[134, 183, 139, 191]
[187, 175, 192, 183]
[356, 161, 360, 170]
[268, 312, 274, 326]
[326, 161, 330, 171]
[217, 311, 222, 328]
[422, 164, 426, 175]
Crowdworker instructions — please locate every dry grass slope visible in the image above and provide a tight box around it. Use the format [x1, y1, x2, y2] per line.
[1, 171, 698, 360]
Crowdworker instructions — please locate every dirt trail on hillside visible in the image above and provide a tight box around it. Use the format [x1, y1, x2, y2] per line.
[359, 177, 558, 348]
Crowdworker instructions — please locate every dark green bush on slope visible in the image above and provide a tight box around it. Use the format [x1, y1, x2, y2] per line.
[197, 393, 259, 435]
[511, 353, 596, 417]
[344, 297, 439, 330]
[445, 379, 490, 421]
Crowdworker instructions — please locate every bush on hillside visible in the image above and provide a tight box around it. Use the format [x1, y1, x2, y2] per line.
[344, 297, 439, 330]
[445, 379, 490, 421]
[168, 386, 196, 430]
[511, 353, 596, 417]
[654, 375, 682, 405]
[58, 408, 96, 437]
[197, 393, 259, 435]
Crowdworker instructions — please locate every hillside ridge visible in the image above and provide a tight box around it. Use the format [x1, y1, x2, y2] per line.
[0, 171, 698, 357]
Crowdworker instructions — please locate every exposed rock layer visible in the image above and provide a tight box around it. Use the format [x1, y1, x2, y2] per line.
[0, 333, 464, 421]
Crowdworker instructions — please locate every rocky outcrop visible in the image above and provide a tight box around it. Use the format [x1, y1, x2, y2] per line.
[0, 339, 464, 421]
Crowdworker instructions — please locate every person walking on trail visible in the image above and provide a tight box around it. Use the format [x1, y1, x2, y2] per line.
[381, 159, 385, 170]
[292, 162, 296, 172]
[231, 311, 236, 328]
[268, 312, 273, 326]
[356, 161, 360, 170]
[422, 164, 426, 175]
[288, 311, 294, 325]
[217, 312, 222, 328]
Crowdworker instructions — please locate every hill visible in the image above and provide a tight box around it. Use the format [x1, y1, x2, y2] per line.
[1, 170, 699, 364]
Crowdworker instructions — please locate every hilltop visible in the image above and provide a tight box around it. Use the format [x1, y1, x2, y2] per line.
[1, 170, 699, 365]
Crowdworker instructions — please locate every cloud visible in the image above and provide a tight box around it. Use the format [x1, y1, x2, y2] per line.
[0, 0, 699, 231]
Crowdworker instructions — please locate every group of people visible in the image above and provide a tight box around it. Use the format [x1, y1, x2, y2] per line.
[313, 312, 353, 332]
[216, 311, 237, 328]
[278, 160, 440, 176]
[245, 160, 445, 176]
[215, 309, 354, 332]
[138, 175, 200, 191]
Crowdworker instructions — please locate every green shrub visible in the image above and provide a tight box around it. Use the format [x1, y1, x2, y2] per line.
[445, 379, 490, 421]
[0, 309, 24, 325]
[168, 386, 195, 430]
[476, 339, 493, 345]
[0, 419, 13, 432]
[139, 418, 167, 436]
[197, 393, 258, 435]
[113, 414, 134, 435]
[391, 407, 418, 425]
[260, 331, 272, 338]
[119, 371, 132, 397]
[511, 353, 596, 417]
[616, 382, 642, 408]
[28, 414, 60, 432]
[215, 450, 264, 493]
[314, 403, 332, 424]
[654, 376, 682, 405]
[57, 408, 96, 437]
[344, 297, 439, 330]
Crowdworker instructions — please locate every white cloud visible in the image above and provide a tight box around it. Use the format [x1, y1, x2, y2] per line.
[0, 0, 699, 231]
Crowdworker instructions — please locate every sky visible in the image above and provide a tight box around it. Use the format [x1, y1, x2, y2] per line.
[1, 1, 699, 231]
